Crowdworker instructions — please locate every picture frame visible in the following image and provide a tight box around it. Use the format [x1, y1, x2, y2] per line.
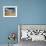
[3, 6, 17, 17]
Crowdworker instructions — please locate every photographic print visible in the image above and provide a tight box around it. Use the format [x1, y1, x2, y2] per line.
[3, 6, 17, 17]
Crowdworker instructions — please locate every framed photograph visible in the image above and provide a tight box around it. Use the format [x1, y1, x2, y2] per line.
[3, 6, 17, 17]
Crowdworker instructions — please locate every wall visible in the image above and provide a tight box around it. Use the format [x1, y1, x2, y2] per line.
[0, 0, 18, 44]
[0, 0, 46, 44]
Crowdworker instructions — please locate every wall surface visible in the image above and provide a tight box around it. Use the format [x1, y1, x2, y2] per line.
[0, 0, 46, 44]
